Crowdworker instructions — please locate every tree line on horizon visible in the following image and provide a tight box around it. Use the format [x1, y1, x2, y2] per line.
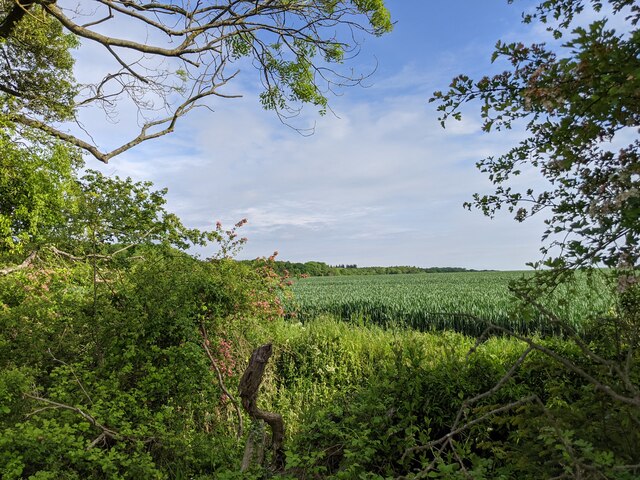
[242, 260, 485, 277]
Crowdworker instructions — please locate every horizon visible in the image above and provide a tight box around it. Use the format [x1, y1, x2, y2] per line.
[243, 257, 523, 272]
[69, 0, 608, 270]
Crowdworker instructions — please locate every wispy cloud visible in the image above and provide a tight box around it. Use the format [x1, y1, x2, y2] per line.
[78, 1, 569, 270]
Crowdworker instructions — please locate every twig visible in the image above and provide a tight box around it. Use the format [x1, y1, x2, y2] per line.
[200, 325, 243, 439]
[24, 393, 119, 447]
[49, 230, 155, 262]
[488, 324, 640, 407]
[402, 345, 533, 462]
[47, 349, 93, 405]
[404, 291, 640, 478]
[403, 395, 537, 458]
[514, 288, 639, 397]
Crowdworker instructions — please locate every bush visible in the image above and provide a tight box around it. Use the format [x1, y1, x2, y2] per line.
[0, 246, 281, 478]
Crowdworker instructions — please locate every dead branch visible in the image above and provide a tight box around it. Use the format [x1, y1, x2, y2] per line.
[24, 393, 119, 448]
[48, 231, 154, 261]
[0, 250, 38, 276]
[403, 395, 538, 460]
[47, 349, 93, 405]
[239, 343, 285, 471]
[489, 324, 640, 408]
[241, 420, 267, 471]
[402, 345, 533, 461]
[403, 291, 640, 479]
[513, 287, 640, 398]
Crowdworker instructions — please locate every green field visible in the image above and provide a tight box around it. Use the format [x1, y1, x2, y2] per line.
[287, 271, 615, 336]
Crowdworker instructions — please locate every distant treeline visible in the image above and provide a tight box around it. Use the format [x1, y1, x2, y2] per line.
[243, 260, 484, 277]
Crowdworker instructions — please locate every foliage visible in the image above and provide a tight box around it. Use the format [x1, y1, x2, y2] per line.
[256, 317, 640, 479]
[0, 1, 78, 123]
[0, 141, 213, 261]
[426, 1, 640, 477]
[0, 151, 287, 477]
[0, 136, 81, 254]
[64, 169, 212, 253]
[431, 0, 640, 272]
[0, 246, 291, 478]
[0, 0, 392, 163]
[0, 249, 258, 478]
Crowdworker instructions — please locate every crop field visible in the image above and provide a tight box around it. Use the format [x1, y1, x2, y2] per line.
[287, 271, 615, 336]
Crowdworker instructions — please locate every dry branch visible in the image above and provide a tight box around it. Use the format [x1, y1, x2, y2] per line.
[239, 343, 285, 471]
[0, 250, 38, 276]
[24, 393, 119, 448]
[404, 291, 640, 479]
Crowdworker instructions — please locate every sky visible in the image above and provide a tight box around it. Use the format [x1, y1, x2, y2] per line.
[71, 0, 574, 270]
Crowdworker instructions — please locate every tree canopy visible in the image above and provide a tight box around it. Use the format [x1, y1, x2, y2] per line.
[432, 0, 639, 275]
[0, 0, 392, 163]
[0, 0, 78, 123]
[417, 3, 640, 477]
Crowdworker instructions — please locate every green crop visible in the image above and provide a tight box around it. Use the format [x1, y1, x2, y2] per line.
[286, 271, 614, 336]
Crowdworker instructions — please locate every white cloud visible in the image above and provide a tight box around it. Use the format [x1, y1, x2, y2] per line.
[89, 71, 547, 270]
[69, 0, 573, 270]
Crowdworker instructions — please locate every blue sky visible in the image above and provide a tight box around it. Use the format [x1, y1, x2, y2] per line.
[78, 0, 566, 269]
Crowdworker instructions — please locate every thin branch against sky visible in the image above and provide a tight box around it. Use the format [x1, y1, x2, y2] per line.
[86, 1, 573, 270]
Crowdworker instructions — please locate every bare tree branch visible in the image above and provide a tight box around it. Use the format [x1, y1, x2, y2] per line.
[49, 229, 155, 260]
[490, 324, 640, 408]
[402, 345, 535, 461]
[0, 250, 38, 276]
[2, 0, 391, 162]
[24, 393, 120, 447]
[47, 349, 94, 406]
[402, 290, 640, 478]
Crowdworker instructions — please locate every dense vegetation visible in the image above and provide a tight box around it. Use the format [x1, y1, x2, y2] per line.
[2, 238, 638, 479]
[2, 150, 636, 478]
[1, 0, 639, 478]
[268, 317, 640, 479]
[1, 160, 637, 478]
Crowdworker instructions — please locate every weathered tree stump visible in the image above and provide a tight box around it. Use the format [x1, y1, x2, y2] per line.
[238, 344, 285, 471]
[241, 420, 266, 471]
